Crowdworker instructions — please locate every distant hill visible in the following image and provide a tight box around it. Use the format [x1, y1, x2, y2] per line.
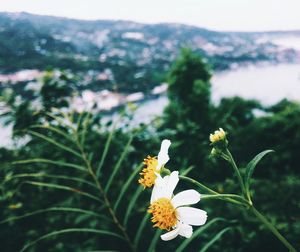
[0, 12, 299, 92]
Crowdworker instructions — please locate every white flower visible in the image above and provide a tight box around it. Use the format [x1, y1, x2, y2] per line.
[149, 171, 207, 241]
[138, 139, 171, 188]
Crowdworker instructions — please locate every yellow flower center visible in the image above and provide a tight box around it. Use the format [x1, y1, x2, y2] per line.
[148, 198, 177, 230]
[138, 156, 159, 188]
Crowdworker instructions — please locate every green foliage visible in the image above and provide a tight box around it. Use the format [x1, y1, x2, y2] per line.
[1, 50, 300, 251]
[199, 227, 232, 252]
[0, 88, 38, 136]
[213, 97, 262, 129]
[0, 111, 144, 251]
[40, 70, 74, 111]
[162, 49, 213, 179]
[244, 150, 274, 198]
[176, 218, 229, 252]
[159, 50, 300, 250]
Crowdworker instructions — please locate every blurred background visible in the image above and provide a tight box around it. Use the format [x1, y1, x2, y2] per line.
[0, 1, 299, 251]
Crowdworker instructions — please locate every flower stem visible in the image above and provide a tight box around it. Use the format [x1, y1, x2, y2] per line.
[250, 206, 297, 252]
[179, 175, 245, 206]
[179, 175, 218, 195]
[201, 194, 249, 206]
[225, 149, 246, 197]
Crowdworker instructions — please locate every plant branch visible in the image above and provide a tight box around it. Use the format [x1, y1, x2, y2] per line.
[225, 149, 246, 196]
[250, 206, 297, 252]
[179, 175, 245, 206]
[74, 132, 135, 252]
[201, 194, 249, 206]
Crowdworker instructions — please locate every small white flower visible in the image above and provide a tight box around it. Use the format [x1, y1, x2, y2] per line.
[149, 171, 207, 241]
[138, 139, 171, 188]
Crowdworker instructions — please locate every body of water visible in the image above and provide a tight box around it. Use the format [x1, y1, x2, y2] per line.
[132, 63, 300, 124]
[1, 63, 300, 147]
[211, 63, 300, 105]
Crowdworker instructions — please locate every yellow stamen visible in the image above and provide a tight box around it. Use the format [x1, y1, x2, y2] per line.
[148, 198, 177, 230]
[138, 156, 158, 188]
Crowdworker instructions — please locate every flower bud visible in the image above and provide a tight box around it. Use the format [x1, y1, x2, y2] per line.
[209, 128, 226, 144]
[209, 128, 228, 151]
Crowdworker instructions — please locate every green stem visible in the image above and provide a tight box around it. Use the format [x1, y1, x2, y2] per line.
[179, 175, 245, 206]
[225, 149, 246, 196]
[250, 206, 297, 252]
[179, 175, 218, 195]
[201, 194, 249, 206]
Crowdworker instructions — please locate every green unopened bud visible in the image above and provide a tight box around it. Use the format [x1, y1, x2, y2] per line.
[211, 148, 218, 156]
[161, 167, 171, 175]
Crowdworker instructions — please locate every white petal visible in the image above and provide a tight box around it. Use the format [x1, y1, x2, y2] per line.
[177, 207, 207, 226]
[171, 190, 201, 208]
[164, 171, 179, 199]
[150, 174, 164, 203]
[150, 183, 159, 204]
[161, 227, 180, 241]
[178, 223, 193, 238]
[150, 171, 179, 202]
[156, 139, 171, 170]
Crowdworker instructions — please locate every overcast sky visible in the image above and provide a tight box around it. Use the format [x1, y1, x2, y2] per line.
[0, 0, 300, 31]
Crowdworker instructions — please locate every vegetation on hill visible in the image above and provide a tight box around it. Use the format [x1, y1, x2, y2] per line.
[1, 12, 299, 93]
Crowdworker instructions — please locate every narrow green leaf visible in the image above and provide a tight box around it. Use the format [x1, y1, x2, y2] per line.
[147, 229, 162, 252]
[46, 111, 76, 131]
[105, 135, 134, 193]
[181, 166, 194, 176]
[68, 111, 76, 126]
[75, 111, 85, 130]
[30, 125, 74, 143]
[12, 158, 86, 172]
[176, 218, 227, 252]
[199, 227, 232, 252]
[113, 163, 143, 212]
[28, 130, 82, 159]
[9, 173, 97, 190]
[245, 150, 274, 192]
[123, 186, 143, 226]
[20, 228, 125, 252]
[25, 181, 102, 203]
[0, 207, 108, 224]
[134, 213, 150, 247]
[79, 112, 93, 146]
[96, 116, 121, 177]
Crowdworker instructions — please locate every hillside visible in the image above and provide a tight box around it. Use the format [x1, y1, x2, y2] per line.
[0, 12, 299, 93]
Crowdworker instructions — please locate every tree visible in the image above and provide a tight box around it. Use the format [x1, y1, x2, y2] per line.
[161, 49, 213, 176]
[40, 70, 74, 111]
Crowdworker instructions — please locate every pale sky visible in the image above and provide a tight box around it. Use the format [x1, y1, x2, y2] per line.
[0, 0, 300, 31]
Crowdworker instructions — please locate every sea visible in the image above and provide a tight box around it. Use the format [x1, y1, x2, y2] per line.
[1, 63, 300, 148]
